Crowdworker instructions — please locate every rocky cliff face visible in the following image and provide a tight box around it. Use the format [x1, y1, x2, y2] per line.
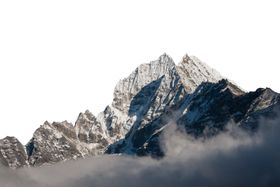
[0, 53, 279, 168]
[26, 113, 110, 167]
[176, 54, 222, 92]
[0, 136, 28, 168]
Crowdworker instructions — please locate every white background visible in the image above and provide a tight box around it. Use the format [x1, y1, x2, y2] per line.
[0, 0, 279, 143]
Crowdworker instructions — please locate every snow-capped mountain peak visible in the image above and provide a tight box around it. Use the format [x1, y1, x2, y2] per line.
[1, 53, 279, 168]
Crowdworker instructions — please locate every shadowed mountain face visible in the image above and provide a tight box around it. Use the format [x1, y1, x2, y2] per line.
[0, 53, 279, 168]
[121, 80, 280, 157]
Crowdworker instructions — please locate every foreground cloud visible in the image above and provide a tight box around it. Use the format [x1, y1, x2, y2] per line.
[1, 117, 280, 187]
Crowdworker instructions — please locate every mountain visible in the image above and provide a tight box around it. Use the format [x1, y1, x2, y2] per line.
[0, 53, 279, 168]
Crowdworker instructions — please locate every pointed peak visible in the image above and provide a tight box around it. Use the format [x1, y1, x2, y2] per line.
[84, 109, 93, 115]
[61, 120, 72, 126]
[77, 110, 93, 118]
[179, 54, 203, 69]
[218, 79, 231, 85]
[216, 79, 245, 95]
[180, 54, 203, 66]
[158, 53, 173, 63]
[159, 52, 170, 58]
[182, 53, 191, 63]
[112, 53, 178, 112]
[256, 87, 277, 97]
[261, 87, 274, 93]
[75, 110, 96, 126]
[176, 53, 223, 92]
[43, 120, 50, 126]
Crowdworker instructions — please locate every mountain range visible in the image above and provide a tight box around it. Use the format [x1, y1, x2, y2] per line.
[1, 53, 279, 169]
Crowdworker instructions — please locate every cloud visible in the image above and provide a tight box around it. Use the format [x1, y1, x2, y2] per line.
[1, 116, 280, 187]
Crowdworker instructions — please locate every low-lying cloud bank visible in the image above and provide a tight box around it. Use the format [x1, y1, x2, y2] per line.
[1, 117, 280, 187]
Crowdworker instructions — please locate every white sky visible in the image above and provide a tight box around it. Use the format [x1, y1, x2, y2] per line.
[0, 0, 279, 143]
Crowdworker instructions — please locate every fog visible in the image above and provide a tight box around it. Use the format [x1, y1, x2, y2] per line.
[1, 118, 280, 187]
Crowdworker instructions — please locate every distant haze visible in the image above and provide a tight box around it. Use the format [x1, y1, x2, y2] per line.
[0, 0, 279, 143]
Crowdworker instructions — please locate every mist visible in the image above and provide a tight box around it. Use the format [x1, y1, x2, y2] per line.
[1, 117, 280, 187]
